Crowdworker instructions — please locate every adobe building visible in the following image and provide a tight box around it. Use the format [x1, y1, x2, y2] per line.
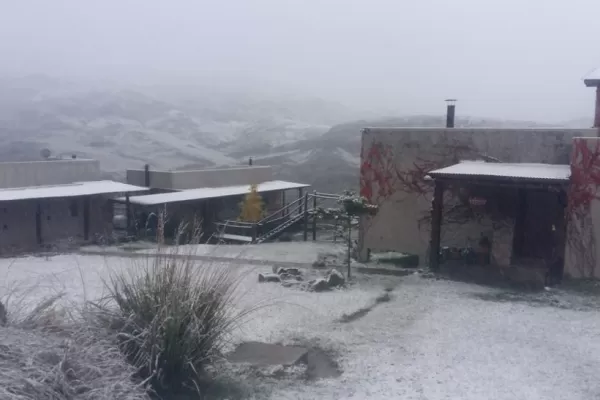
[120, 165, 309, 242]
[0, 158, 146, 254]
[358, 72, 600, 280]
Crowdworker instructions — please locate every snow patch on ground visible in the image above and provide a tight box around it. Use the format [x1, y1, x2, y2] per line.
[1, 243, 600, 399]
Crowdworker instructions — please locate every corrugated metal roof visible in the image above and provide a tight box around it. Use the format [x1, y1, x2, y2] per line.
[584, 67, 600, 87]
[121, 180, 310, 206]
[0, 180, 147, 201]
[428, 161, 570, 182]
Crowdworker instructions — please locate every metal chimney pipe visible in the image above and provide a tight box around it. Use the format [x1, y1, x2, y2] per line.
[594, 87, 600, 129]
[144, 164, 150, 187]
[445, 99, 456, 128]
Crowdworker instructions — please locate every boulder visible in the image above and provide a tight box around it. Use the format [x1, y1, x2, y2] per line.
[309, 279, 330, 292]
[258, 273, 281, 283]
[326, 269, 345, 287]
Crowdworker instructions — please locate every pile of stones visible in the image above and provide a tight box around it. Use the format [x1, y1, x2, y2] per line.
[258, 266, 345, 292]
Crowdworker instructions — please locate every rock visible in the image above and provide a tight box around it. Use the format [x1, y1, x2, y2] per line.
[280, 273, 303, 282]
[281, 281, 302, 288]
[277, 267, 301, 276]
[310, 279, 330, 292]
[326, 269, 345, 287]
[258, 273, 281, 283]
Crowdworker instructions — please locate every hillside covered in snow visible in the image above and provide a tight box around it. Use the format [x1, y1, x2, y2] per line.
[0, 75, 592, 193]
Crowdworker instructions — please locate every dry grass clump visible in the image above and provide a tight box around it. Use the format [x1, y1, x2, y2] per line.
[0, 294, 149, 400]
[90, 245, 254, 395]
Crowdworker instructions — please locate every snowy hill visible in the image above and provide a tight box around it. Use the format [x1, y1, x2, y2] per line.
[0, 76, 367, 177]
[0, 75, 586, 193]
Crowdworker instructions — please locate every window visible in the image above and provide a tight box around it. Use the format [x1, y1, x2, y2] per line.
[69, 201, 79, 217]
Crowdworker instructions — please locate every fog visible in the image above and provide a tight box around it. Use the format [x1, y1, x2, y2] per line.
[1, 0, 599, 122]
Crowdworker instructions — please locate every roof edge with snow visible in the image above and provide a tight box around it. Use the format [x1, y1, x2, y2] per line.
[118, 180, 310, 206]
[0, 180, 148, 202]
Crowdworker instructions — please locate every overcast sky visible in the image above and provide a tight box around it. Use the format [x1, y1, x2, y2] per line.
[1, 0, 599, 122]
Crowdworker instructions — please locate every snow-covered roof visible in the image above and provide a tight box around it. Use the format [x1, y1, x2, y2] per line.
[0, 180, 148, 202]
[428, 161, 570, 183]
[120, 180, 310, 206]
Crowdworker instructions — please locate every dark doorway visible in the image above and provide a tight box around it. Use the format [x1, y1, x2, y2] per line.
[512, 189, 566, 270]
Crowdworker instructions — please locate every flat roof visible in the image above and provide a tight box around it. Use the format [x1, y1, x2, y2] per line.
[584, 67, 600, 87]
[0, 180, 147, 202]
[120, 180, 310, 206]
[427, 161, 570, 183]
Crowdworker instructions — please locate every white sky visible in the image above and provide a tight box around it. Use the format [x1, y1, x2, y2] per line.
[1, 0, 599, 122]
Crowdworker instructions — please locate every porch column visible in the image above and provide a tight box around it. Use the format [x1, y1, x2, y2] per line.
[83, 196, 90, 241]
[125, 194, 131, 234]
[429, 181, 444, 270]
[512, 188, 527, 258]
[35, 202, 42, 245]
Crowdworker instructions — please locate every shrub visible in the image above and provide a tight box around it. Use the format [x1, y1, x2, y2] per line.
[92, 248, 251, 393]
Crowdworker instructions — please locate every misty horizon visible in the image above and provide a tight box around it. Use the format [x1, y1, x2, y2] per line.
[1, 0, 600, 123]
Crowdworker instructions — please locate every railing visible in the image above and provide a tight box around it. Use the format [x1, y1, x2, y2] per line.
[216, 191, 344, 243]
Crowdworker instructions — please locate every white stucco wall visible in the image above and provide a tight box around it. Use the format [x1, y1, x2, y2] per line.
[126, 166, 273, 190]
[0, 159, 101, 188]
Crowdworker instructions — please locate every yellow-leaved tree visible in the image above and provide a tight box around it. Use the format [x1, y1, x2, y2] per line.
[239, 184, 265, 222]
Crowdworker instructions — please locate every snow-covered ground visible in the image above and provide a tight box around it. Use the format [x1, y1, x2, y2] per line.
[1, 243, 600, 400]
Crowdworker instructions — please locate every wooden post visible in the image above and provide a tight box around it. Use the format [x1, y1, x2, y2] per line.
[125, 194, 131, 235]
[429, 181, 444, 271]
[303, 192, 309, 241]
[312, 191, 317, 241]
[333, 219, 338, 243]
[35, 202, 42, 245]
[512, 188, 527, 259]
[251, 223, 258, 242]
[282, 190, 286, 217]
[298, 188, 304, 216]
[347, 217, 352, 279]
[83, 196, 90, 241]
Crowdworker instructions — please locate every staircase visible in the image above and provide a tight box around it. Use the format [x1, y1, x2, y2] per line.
[214, 191, 339, 244]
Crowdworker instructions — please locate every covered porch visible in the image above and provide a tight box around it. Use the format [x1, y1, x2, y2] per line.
[426, 161, 569, 283]
[114, 180, 310, 242]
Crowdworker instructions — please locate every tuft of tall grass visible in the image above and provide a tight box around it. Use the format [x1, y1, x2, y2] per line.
[0, 292, 149, 400]
[91, 220, 255, 394]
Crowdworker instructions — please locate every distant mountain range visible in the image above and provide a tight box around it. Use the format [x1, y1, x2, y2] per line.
[0, 75, 592, 193]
